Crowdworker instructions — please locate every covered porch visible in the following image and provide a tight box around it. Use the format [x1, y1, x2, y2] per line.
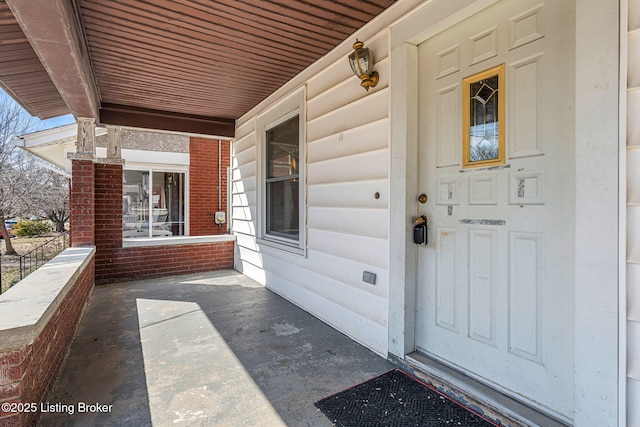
[0, 0, 634, 425]
[39, 269, 393, 426]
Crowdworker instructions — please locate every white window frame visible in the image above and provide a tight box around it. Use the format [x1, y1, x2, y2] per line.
[123, 163, 190, 239]
[256, 86, 306, 255]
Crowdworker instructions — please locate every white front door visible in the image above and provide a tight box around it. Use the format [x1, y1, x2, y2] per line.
[415, 0, 575, 421]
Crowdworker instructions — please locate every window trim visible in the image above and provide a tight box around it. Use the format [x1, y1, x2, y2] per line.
[256, 86, 306, 256]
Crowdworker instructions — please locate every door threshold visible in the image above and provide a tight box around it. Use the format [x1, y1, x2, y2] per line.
[402, 352, 570, 427]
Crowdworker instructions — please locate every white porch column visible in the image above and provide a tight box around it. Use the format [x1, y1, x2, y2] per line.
[388, 42, 419, 357]
[625, 0, 640, 424]
[574, 0, 621, 424]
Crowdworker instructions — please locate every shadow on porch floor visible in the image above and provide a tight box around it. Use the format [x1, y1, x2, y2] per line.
[38, 270, 392, 426]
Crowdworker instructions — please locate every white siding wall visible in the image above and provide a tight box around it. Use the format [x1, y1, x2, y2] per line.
[232, 30, 392, 355]
[627, 1, 640, 424]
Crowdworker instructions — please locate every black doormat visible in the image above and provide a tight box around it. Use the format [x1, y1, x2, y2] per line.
[315, 369, 498, 427]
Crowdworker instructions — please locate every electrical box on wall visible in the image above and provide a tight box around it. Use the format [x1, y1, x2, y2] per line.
[214, 211, 226, 225]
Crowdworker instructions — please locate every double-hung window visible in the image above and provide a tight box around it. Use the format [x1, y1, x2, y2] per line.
[266, 115, 300, 240]
[257, 87, 306, 254]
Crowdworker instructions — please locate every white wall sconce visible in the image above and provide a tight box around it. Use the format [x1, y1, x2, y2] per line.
[348, 39, 379, 91]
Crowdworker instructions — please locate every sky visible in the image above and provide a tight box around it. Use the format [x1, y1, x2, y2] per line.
[41, 113, 76, 129]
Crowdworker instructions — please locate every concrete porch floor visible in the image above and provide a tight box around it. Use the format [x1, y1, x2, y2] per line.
[39, 270, 393, 426]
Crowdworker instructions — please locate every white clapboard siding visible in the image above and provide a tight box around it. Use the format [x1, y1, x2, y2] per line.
[304, 249, 388, 299]
[231, 24, 392, 355]
[234, 233, 259, 253]
[232, 184, 255, 207]
[628, 4, 640, 424]
[307, 149, 389, 186]
[231, 206, 255, 222]
[234, 145, 256, 168]
[237, 244, 264, 269]
[308, 179, 389, 209]
[307, 119, 389, 164]
[236, 118, 256, 141]
[308, 228, 388, 269]
[233, 160, 257, 183]
[232, 218, 255, 236]
[308, 207, 388, 240]
[307, 89, 389, 142]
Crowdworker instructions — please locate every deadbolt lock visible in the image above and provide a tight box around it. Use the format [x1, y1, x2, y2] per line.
[418, 194, 428, 204]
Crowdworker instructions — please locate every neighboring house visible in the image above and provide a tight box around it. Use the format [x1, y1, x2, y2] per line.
[0, 0, 637, 425]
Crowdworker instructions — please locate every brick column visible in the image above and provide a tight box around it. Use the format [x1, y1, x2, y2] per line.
[94, 162, 123, 280]
[69, 159, 95, 246]
[94, 127, 125, 280]
[69, 118, 96, 247]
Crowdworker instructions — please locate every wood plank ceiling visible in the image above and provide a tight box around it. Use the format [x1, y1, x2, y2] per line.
[0, 0, 69, 118]
[1, 0, 396, 132]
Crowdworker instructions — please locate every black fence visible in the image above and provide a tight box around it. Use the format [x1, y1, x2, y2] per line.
[0, 232, 69, 294]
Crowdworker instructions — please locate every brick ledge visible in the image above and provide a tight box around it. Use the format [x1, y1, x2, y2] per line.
[122, 234, 236, 248]
[0, 247, 95, 349]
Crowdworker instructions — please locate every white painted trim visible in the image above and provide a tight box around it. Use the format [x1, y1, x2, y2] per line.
[121, 149, 189, 166]
[390, 0, 499, 48]
[16, 123, 106, 148]
[388, 42, 419, 357]
[620, 1, 630, 425]
[574, 0, 621, 424]
[123, 234, 235, 248]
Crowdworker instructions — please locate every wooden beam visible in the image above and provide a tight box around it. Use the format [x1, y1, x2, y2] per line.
[6, 0, 100, 118]
[99, 104, 235, 138]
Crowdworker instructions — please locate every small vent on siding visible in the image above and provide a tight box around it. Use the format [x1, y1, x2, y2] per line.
[362, 271, 376, 285]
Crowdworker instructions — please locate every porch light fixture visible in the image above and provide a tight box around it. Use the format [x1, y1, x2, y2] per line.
[348, 39, 379, 91]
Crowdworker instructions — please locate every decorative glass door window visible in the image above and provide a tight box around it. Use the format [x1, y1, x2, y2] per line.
[122, 169, 185, 238]
[462, 64, 505, 168]
[265, 115, 300, 241]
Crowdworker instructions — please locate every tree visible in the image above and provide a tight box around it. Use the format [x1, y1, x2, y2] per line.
[0, 93, 42, 254]
[27, 170, 69, 232]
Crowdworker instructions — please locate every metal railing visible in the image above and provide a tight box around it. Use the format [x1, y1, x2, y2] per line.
[0, 232, 69, 294]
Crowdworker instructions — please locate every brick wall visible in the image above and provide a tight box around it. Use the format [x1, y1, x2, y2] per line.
[69, 159, 95, 247]
[95, 241, 234, 285]
[0, 256, 95, 426]
[93, 162, 234, 285]
[190, 138, 230, 236]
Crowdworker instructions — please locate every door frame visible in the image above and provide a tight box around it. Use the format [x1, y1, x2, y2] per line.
[387, 0, 622, 424]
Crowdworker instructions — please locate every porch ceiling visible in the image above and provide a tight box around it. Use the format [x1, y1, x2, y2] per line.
[0, 0, 396, 137]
